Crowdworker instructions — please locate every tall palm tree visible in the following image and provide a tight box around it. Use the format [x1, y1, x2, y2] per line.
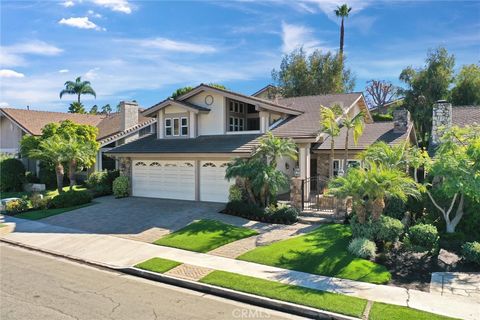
[342, 112, 364, 172]
[254, 131, 298, 168]
[64, 138, 98, 190]
[334, 4, 352, 56]
[359, 141, 409, 171]
[28, 136, 70, 193]
[320, 106, 340, 178]
[59, 76, 96, 104]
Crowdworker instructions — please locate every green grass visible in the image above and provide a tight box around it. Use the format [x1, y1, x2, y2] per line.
[0, 191, 29, 198]
[1, 186, 87, 200]
[154, 219, 258, 253]
[135, 257, 182, 273]
[13, 202, 95, 220]
[45, 185, 87, 198]
[238, 224, 391, 284]
[200, 270, 367, 318]
[369, 302, 458, 320]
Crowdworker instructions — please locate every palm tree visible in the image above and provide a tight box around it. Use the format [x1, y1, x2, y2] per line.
[28, 136, 70, 193]
[60, 76, 96, 104]
[328, 168, 367, 222]
[334, 4, 352, 56]
[342, 112, 364, 172]
[254, 131, 298, 168]
[358, 141, 409, 171]
[64, 138, 98, 190]
[320, 106, 340, 178]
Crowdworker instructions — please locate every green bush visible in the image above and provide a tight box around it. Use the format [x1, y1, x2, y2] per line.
[440, 232, 466, 252]
[225, 200, 264, 219]
[266, 204, 299, 224]
[376, 216, 404, 243]
[405, 223, 439, 252]
[86, 170, 119, 197]
[50, 190, 92, 208]
[385, 198, 407, 220]
[113, 176, 129, 198]
[350, 215, 376, 240]
[0, 158, 26, 192]
[462, 241, 480, 265]
[25, 171, 40, 183]
[348, 238, 377, 259]
[224, 201, 297, 224]
[29, 193, 50, 210]
[38, 162, 58, 188]
[371, 113, 393, 122]
[228, 185, 243, 202]
[5, 199, 29, 214]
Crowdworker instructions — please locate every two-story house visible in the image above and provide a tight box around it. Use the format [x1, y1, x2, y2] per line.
[107, 83, 416, 203]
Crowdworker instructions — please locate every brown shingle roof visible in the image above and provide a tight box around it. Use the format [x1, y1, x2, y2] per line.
[0, 107, 153, 140]
[272, 93, 363, 138]
[314, 122, 413, 151]
[452, 106, 480, 127]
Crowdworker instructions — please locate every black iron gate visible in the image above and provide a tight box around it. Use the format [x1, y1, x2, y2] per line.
[301, 175, 335, 212]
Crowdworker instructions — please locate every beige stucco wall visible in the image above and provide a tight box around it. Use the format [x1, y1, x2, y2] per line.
[0, 116, 23, 152]
[187, 91, 226, 135]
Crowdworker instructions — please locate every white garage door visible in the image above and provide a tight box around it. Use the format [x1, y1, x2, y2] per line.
[200, 161, 233, 203]
[132, 160, 195, 200]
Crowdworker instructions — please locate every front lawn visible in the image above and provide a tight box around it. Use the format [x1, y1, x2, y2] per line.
[0, 191, 30, 199]
[135, 257, 181, 273]
[238, 224, 391, 284]
[45, 185, 87, 198]
[1, 186, 87, 200]
[153, 219, 258, 253]
[13, 202, 95, 220]
[200, 270, 367, 318]
[369, 302, 457, 320]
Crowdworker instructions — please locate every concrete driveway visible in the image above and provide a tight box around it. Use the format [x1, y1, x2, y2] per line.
[40, 196, 316, 244]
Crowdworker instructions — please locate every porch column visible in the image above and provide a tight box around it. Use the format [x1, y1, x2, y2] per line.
[157, 109, 165, 139]
[259, 111, 269, 133]
[189, 111, 196, 138]
[298, 143, 311, 198]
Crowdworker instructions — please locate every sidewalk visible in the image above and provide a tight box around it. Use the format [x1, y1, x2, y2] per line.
[2, 216, 479, 320]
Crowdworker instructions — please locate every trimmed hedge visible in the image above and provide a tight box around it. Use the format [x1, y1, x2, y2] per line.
[113, 176, 129, 198]
[0, 158, 26, 192]
[49, 190, 92, 209]
[405, 223, 439, 252]
[350, 215, 404, 243]
[462, 241, 480, 265]
[224, 201, 298, 224]
[86, 170, 119, 197]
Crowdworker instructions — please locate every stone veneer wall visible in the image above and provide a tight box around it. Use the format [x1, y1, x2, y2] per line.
[431, 101, 452, 146]
[316, 154, 330, 179]
[290, 177, 303, 210]
[119, 157, 132, 195]
[393, 109, 409, 133]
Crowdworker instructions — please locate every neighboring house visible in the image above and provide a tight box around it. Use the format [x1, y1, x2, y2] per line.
[0, 101, 156, 174]
[369, 98, 404, 114]
[107, 83, 416, 203]
[430, 100, 480, 150]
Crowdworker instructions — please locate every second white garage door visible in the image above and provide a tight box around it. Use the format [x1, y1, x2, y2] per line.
[200, 161, 233, 203]
[132, 160, 195, 200]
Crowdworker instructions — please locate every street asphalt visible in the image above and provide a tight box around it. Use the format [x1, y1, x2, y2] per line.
[0, 243, 305, 320]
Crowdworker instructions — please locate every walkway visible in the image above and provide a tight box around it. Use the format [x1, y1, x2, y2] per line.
[2, 217, 479, 320]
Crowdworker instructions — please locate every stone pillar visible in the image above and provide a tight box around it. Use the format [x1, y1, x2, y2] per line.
[431, 100, 452, 146]
[290, 177, 303, 210]
[393, 109, 410, 133]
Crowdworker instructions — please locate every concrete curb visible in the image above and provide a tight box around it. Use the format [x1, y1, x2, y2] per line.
[122, 267, 361, 320]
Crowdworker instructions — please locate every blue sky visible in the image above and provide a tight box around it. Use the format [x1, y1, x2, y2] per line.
[1, 0, 479, 112]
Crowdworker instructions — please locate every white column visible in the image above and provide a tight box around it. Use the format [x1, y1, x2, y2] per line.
[259, 111, 269, 133]
[298, 143, 311, 198]
[157, 109, 164, 139]
[189, 111, 196, 138]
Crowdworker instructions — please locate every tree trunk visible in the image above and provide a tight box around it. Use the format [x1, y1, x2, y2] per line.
[427, 191, 462, 234]
[55, 163, 64, 194]
[344, 129, 349, 173]
[371, 197, 385, 221]
[446, 194, 464, 233]
[77, 94, 81, 104]
[329, 138, 335, 178]
[69, 160, 77, 191]
[354, 202, 366, 224]
[244, 180, 256, 205]
[340, 18, 345, 56]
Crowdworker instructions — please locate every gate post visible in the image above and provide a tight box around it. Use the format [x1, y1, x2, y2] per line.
[290, 177, 303, 211]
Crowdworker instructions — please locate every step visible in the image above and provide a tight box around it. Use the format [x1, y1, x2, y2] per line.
[298, 216, 335, 225]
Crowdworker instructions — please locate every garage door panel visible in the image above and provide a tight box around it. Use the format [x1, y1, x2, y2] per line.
[200, 161, 233, 203]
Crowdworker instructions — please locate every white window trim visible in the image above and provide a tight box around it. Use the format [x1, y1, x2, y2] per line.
[165, 118, 172, 137]
[173, 118, 180, 136]
[165, 117, 189, 137]
[181, 117, 188, 136]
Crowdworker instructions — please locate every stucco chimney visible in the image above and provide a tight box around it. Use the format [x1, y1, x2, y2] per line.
[119, 101, 138, 131]
[393, 109, 410, 133]
[431, 100, 452, 146]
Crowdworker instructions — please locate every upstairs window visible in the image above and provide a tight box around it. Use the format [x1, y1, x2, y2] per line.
[165, 117, 188, 137]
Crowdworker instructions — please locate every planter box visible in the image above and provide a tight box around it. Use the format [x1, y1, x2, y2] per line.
[23, 183, 46, 192]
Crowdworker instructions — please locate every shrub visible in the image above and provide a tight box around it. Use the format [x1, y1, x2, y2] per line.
[86, 170, 120, 197]
[375, 216, 404, 243]
[0, 158, 26, 192]
[440, 232, 466, 252]
[348, 238, 377, 259]
[405, 223, 439, 252]
[49, 190, 92, 208]
[5, 199, 29, 214]
[266, 204, 299, 224]
[228, 185, 243, 202]
[371, 113, 393, 122]
[225, 200, 264, 219]
[462, 242, 480, 265]
[25, 171, 40, 183]
[350, 215, 376, 240]
[224, 201, 297, 224]
[30, 193, 50, 210]
[113, 176, 129, 198]
[38, 162, 59, 188]
[384, 198, 407, 220]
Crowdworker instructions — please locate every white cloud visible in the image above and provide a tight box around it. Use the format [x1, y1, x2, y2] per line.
[0, 102, 9, 107]
[58, 17, 104, 31]
[87, 10, 102, 18]
[281, 22, 330, 54]
[0, 69, 25, 78]
[84, 67, 99, 80]
[61, 0, 75, 7]
[59, 69, 69, 73]
[91, 0, 132, 14]
[303, 0, 372, 20]
[0, 41, 62, 67]
[125, 37, 217, 54]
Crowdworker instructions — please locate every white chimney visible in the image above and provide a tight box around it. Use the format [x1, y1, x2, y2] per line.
[431, 100, 452, 146]
[119, 101, 138, 131]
